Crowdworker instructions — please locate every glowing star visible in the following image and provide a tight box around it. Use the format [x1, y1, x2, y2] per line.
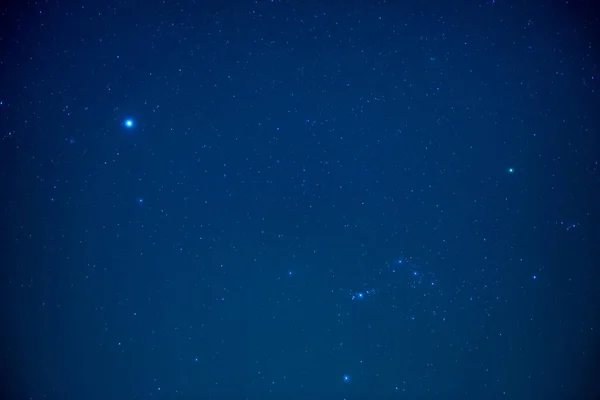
[123, 118, 134, 128]
[507, 167, 514, 174]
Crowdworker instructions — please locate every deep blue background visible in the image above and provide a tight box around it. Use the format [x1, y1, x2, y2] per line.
[1, 0, 599, 399]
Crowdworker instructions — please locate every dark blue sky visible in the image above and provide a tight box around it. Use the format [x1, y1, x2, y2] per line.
[1, 0, 599, 399]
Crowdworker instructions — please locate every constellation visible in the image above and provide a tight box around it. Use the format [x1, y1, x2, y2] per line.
[346, 257, 440, 302]
[338, 255, 450, 326]
[334, 256, 446, 388]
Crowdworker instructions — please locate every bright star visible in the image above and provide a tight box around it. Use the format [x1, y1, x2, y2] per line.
[123, 118, 134, 128]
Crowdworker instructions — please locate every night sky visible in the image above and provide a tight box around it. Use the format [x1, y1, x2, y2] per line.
[1, 0, 599, 399]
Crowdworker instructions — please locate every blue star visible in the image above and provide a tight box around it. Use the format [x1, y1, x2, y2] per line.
[343, 375, 351, 383]
[123, 118, 135, 129]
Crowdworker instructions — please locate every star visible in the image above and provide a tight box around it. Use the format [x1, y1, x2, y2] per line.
[123, 118, 135, 129]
